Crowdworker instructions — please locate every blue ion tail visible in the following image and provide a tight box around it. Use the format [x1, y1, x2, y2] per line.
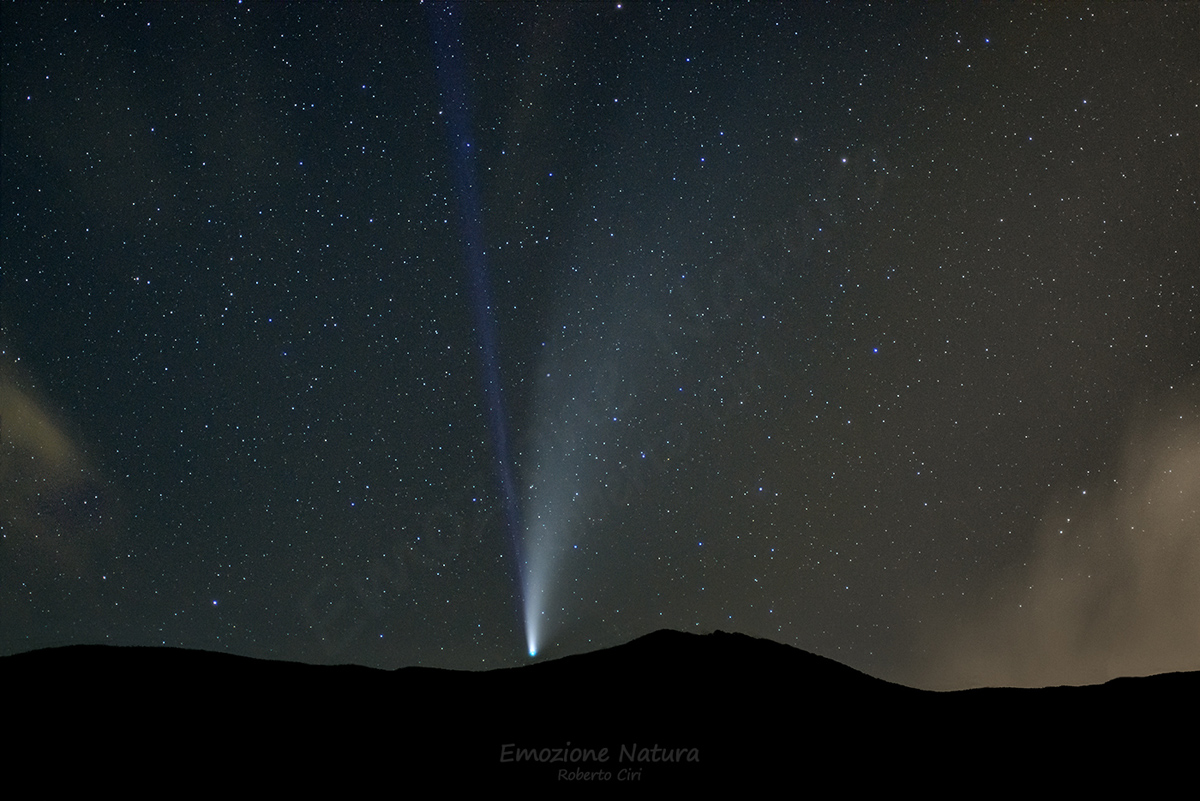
[428, 2, 530, 656]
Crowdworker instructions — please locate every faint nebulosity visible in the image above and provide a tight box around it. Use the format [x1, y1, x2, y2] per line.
[1, 2, 1196, 688]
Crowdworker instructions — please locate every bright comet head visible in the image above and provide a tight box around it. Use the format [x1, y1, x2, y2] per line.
[524, 603, 540, 658]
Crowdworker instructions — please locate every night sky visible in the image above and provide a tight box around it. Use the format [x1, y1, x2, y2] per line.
[2, 1, 1196, 689]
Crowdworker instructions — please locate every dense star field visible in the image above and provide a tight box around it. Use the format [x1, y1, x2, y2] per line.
[2, 2, 1196, 688]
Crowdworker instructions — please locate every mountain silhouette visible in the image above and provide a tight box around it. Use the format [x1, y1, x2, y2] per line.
[4, 629, 1191, 790]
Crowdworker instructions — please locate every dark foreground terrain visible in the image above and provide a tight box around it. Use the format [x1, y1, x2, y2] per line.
[4, 630, 1191, 790]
